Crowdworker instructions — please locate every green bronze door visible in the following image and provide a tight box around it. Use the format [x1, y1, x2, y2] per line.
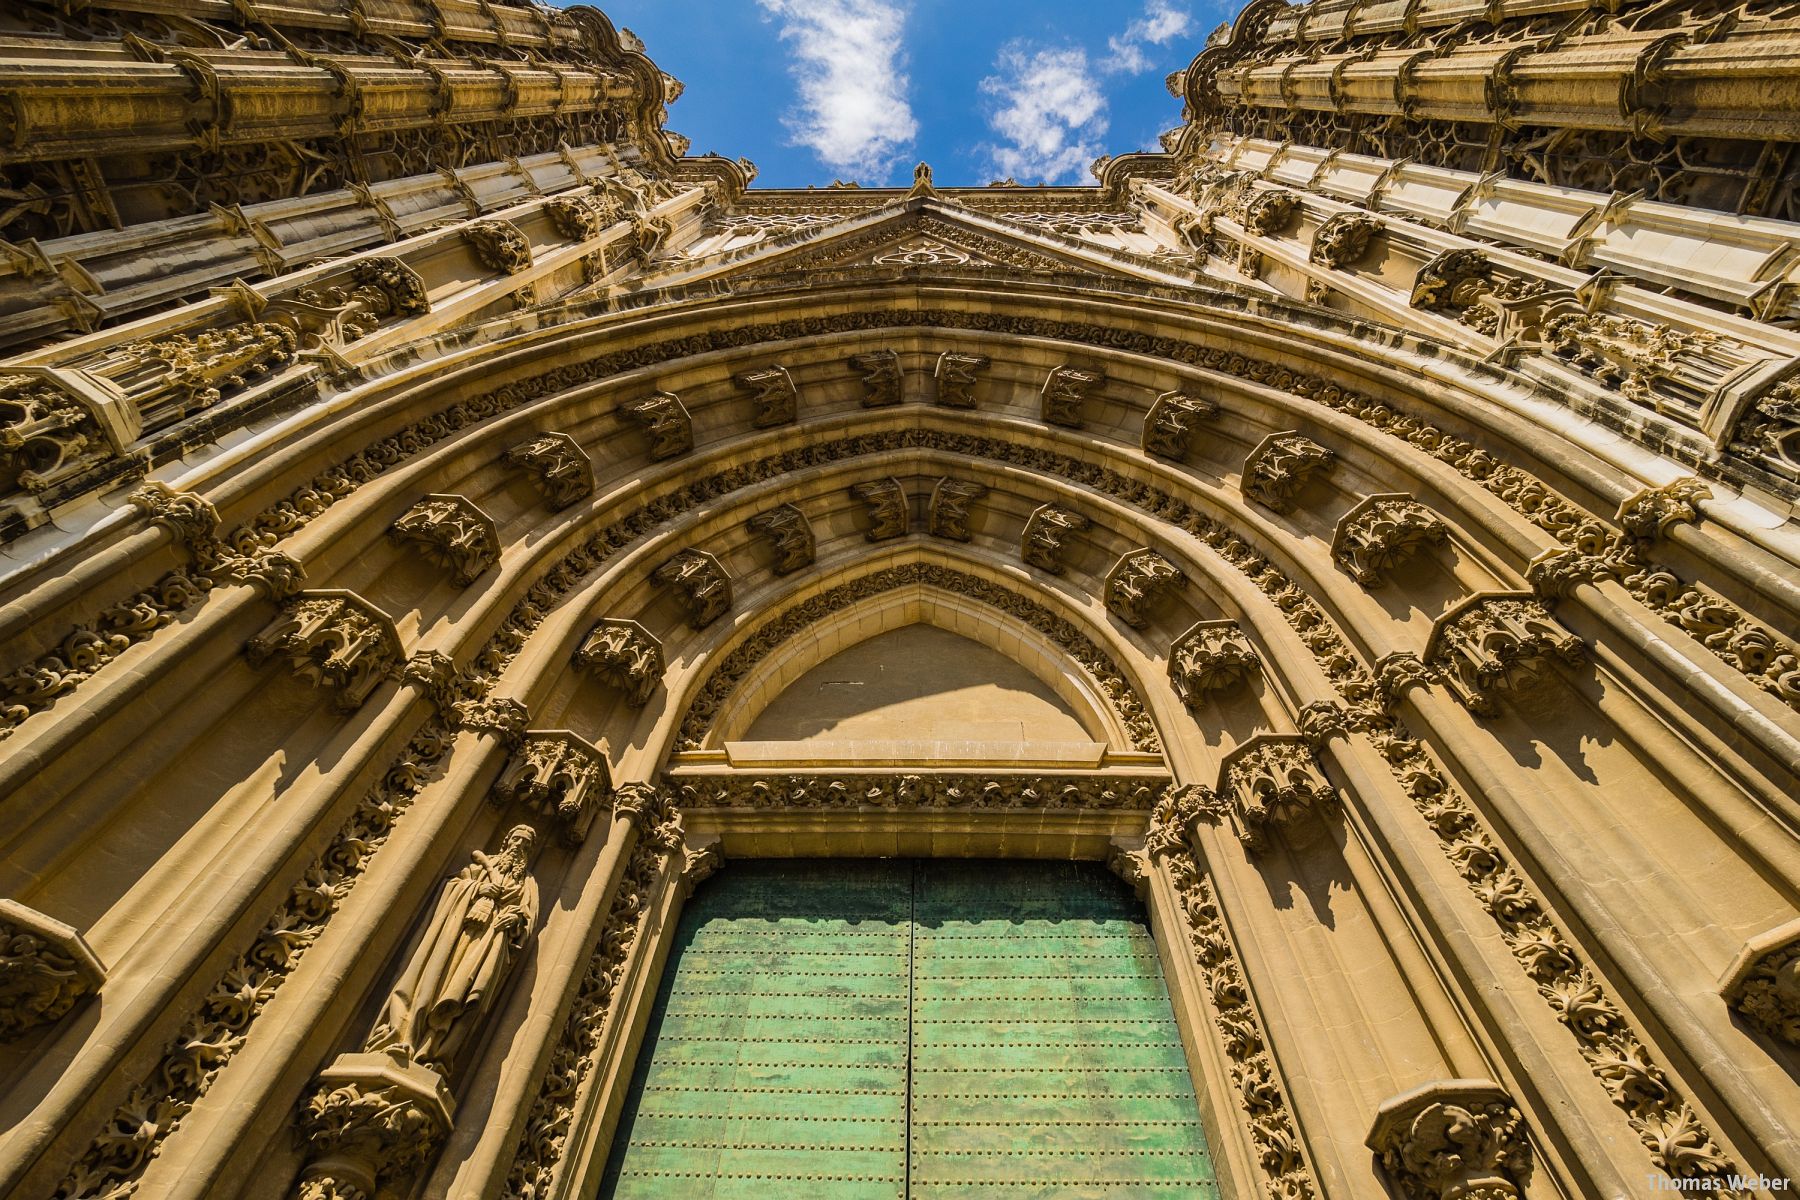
[601, 860, 1219, 1199]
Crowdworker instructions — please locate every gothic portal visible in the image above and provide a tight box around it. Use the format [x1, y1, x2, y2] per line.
[0, 1, 1798, 1199]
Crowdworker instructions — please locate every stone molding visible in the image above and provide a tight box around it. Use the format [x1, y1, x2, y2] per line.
[0, 899, 106, 1041]
[1169, 619, 1260, 705]
[667, 773, 1169, 810]
[388, 494, 500, 586]
[1366, 1080, 1532, 1200]
[745, 503, 816, 575]
[1424, 592, 1586, 716]
[1330, 493, 1447, 587]
[1104, 547, 1186, 629]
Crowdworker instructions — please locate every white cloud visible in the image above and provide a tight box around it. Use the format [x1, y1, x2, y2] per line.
[758, 0, 917, 180]
[1105, 0, 1194, 73]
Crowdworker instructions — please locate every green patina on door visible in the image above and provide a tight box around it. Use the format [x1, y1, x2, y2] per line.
[601, 860, 1220, 1199]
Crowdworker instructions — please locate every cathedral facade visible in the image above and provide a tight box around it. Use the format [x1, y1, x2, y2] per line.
[0, 1, 1798, 1197]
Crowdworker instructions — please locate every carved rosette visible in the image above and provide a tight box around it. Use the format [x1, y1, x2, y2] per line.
[1366, 1081, 1533, 1200]
[1214, 735, 1337, 853]
[294, 1054, 454, 1200]
[388, 494, 499, 586]
[0, 899, 106, 1040]
[927, 478, 987, 542]
[1425, 592, 1586, 716]
[463, 219, 532, 274]
[933, 351, 989, 408]
[1041, 365, 1105, 428]
[1243, 431, 1335, 513]
[504, 433, 592, 510]
[617, 391, 693, 461]
[246, 590, 403, 712]
[1615, 477, 1710, 542]
[1142, 390, 1219, 461]
[127, 481, 218, 547]
[1169, 620, 1260, 705]
[1309, 211, 1382, 268]
[1238, 187, 1299, 236]
[1105, 548, 1185, 629]
[849, 350, 903, 407]
[653, 549, 733, 629]
[1021, 503, 1090, 574]
[1331, 494, 1447, 586]
[849, 478, 910, 541]
[746, 503, 815, 575]
[494, 731, 613, 846]
[1721, 919, 1800, 1046]
[574, 619, 664, 706]
[735, 365, 798, 427]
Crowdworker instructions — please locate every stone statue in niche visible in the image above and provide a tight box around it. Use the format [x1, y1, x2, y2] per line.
[365, 825, 540, 1073]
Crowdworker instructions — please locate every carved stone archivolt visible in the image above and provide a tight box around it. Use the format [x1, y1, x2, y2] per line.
[617, 391, 693, 461]
[745, 503, 815, 574]
[1721, 919, 1800, 1047]
[503, 432, 593, 510]
[735, 364, 798, 427]
[931, 350, 989, 409]
[1104, 547, 1185, 629]
[668, 773, 1169, 810]
[494, 732, 613, 846]
[1021, 502, 1090, 574]
[245, 590, 403, 712]
[653, 549, 732, 629]
[1243, 431, 1335, 513]
[1041, 365, 1105, 428]
[849, 350, 903, 407]
[1142, 389, 1219, 461]
[1169, 619, 1260, 705]
[1331, 494, 1447, 587]
[389, 494, 500, 586]
[1425, 593, 1586, 716]
[849, 477, 910, 541]
[927, 477, 987, 541]
[575, 618, 664, 706]
[1212, 735, 1337, 853]
[463, 219, 533, 274]
[1366, 1081, 1533, 1200]
[0, 898, 106, 1041]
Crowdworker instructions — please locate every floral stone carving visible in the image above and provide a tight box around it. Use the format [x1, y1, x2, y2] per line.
[617, 391, 692, 461]
[295, 1053, 454, 1200]
[1169, 619, 1260, 705]
[735, 364, 798, 427]
[1721, 919, 1800, 1046]
[545, 195, 606, 241]
[388, 494, 499, 586]
[1615, 477, 1710, 542]
[1214, 735, 1338, 853]
[850, 478, 909, 540]
[493, 733, 613, 846]
[849, 350, 903, 407]
[1331, 494, 1447, 586]
[575, 619, 664, 706]
[1021, 503, 1090, 573]
[745, 503, 815, 574]
[127, 480, 218, 547]
[1142, 390, 1219, 461]
[1366, 1080, 1532, 1200]
[927, 478, 987, 541]
[933, 351, 989, 408]
[1041, 365, 1105, 428]
[504, 433, 592, 510]
[1243, 431, 1335, 513]
[1105, 547, 1185, 629]
[1424, 592, 1586, 716]
[1309, 211, 1383, 268]
[463, 219, 532, 274]
[245, 590, 403, 712]
[653, 549, 732, 629]
[0, 898, 106, 1040]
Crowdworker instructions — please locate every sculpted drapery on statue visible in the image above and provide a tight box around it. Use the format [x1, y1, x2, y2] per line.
[366, 825, 540, 1073]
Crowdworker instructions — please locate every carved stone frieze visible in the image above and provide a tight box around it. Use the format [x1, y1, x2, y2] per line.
[1424, 592, 1586, 716]
[1104, 547, 1185, 629]
[1169, 619, 1260, 705]
[504, 433, 592, 510]
[667, 773, 1169, 811]
[245, 590, 403, 712]
[617, 391, 693, 461]
[1021, 503, 1090, 574]
[927, 478, 987, 542]
[1041, 365, 1105, 428]
[575, 619, 664, 706]
[388, 494, 499, 586]
[1616, 477, 1710, 542]
[1366, 1081, 1533, 1200]
[746, 503, 815, 574]
[0, 899, 106, 1041]
[933, 351, 989, 408]
[1142, 390, 1219, 461]
[1212, 735, 1337, 853]
[849, 350, 903, 407]
[494, 733, 612, 846]
[1243, 431, 1335, 514]
[849, 478, 909, 541]
[1331, 494, 1447, 586]
[735, 364, 799, 427]
[127, 481, 218, 548]
[653, 549, 732, 629]
[1309, 211, 1382, 269]
[463, 219, 532, 274]
[1721, 919, 1800, 1047]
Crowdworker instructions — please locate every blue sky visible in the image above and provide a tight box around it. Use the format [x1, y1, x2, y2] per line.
[569, 0, 1227, 188]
